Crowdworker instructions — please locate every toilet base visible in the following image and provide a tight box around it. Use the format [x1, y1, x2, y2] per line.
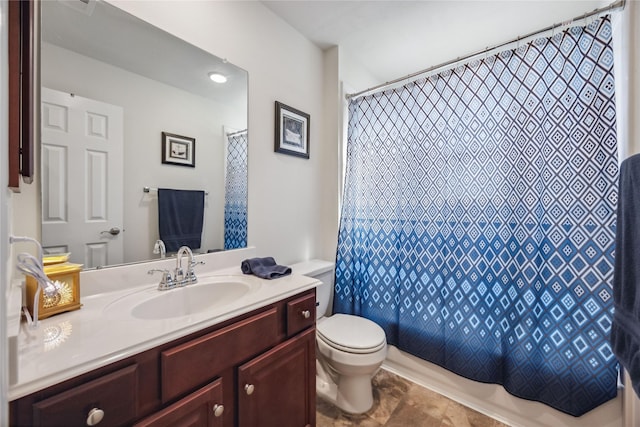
[316, 375, 337, 404]
[336, 373, 374, 414]
[316, 374, 374, 415]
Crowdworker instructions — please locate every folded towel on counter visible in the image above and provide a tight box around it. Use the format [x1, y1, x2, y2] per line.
[158, 188, 205, 252]
[241, 257, 291, 280]
[611, 153, 640, 399]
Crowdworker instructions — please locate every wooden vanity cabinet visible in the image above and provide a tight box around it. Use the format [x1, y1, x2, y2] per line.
[9, 289, 316, 427]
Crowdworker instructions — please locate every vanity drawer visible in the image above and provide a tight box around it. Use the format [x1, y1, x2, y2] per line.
[134, 378, 224, 427]
[161, 307, 279, 403]
[31, 364, 138, 427]
[286, 291, 316, 336]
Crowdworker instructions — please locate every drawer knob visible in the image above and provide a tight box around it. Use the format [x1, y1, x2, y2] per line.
[86, 407, 104, 426]
[301, 310, 311, 319]
[244, 383, 255, 395]
[212, 404, 224, 417]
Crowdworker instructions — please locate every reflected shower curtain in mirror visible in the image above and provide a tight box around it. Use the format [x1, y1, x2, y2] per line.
[224, 130, 248, 250]
[334, 17, 618, 416]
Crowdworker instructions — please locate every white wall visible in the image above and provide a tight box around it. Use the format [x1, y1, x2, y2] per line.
[40, 43, 244, 262]
[110, 0, 336, 265]
[322, 46, 341, 262]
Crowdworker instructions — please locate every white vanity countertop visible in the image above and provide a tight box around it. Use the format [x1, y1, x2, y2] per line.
[9, 262, 319, 401]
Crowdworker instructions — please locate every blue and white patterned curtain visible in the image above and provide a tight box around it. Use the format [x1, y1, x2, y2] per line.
[334, 17, 618, 416]
[224, 130, 248, 250]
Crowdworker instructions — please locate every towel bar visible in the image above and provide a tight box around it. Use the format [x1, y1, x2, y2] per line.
[143, 186, 209, 195]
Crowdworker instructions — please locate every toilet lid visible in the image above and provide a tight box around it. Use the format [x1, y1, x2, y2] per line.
[317, 314, 386, 354]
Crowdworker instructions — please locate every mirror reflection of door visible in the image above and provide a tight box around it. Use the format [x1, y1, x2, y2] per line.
[41, 87, 124, 268]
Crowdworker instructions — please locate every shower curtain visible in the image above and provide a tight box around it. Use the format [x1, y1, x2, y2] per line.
[223, 130, 248, 250]
[334, 17, 618, 416]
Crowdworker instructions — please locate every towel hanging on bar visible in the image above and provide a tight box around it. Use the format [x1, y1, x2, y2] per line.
[157, 188, 205, 252]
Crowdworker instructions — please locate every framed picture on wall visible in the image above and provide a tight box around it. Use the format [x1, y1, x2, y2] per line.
[274, 101, 310, 159]
[162, 132, 196, 167]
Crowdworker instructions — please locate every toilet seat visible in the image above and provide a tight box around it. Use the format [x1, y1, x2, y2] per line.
[317, 314, 386, 354]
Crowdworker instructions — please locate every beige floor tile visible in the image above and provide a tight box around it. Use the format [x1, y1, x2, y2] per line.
[317, 396, 343, 426]
[317, 369, 508, 427]
[403, 383, 451, 420]
[386, 399, 443, 427]
[334, 411, 384, 427]
[367, 369, 414, 423]
[372, 369, 413, 399]
[440, 400, 499, 427]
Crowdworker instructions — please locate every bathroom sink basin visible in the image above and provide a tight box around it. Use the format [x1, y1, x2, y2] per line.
[104, 276, 259, 320]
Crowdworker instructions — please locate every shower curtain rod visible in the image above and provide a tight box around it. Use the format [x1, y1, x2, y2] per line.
[226, 129, 248, 137]
[345, 0, 625, 100]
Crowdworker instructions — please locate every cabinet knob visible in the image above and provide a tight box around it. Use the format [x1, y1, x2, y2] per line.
[86, 407, 104, 426]
[212, 404, 224, 417]
[244, 383, 255, 395]
[301, 310, 311, 319]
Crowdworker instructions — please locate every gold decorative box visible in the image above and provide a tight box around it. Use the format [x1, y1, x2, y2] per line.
[25, 262, 82, 320]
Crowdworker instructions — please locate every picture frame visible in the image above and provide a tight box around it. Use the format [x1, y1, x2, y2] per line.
[162, 132, 195, 167]
[274, 101, 310, 159]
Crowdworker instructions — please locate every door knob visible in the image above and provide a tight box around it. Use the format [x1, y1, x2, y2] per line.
[301, 310, 311, 319]
[244, 383, 255, 395]
[100, 227, 121, 236]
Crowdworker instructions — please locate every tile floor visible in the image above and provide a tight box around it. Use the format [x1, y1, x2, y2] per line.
[316, 369, 511, 427]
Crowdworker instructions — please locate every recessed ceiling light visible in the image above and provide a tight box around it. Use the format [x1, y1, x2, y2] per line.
[208, 72, 227, 83]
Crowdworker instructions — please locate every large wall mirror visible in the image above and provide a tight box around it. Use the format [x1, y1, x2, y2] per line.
[40, 0, 248, 269]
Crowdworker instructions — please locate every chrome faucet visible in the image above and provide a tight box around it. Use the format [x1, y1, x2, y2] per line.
[148, 246, 204, 290]
[153, 239, 166, 259]
[175, 246, 193, 286]
[175, 246, 204, 286]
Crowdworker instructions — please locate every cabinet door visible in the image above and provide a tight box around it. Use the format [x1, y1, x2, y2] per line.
[238, 328, 315, 427]
[134, 379, 224, 427]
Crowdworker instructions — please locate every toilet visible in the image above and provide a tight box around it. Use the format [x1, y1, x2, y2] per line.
[291, 260, 387, 414]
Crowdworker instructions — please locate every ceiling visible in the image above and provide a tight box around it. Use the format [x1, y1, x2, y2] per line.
[262, 0, 612, 86]
[42, 0, 616, 99]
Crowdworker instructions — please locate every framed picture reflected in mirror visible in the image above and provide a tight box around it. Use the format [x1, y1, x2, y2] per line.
[162, 132, 195, 167]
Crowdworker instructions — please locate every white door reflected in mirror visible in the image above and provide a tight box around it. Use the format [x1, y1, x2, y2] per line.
[41, 88, 124, 268]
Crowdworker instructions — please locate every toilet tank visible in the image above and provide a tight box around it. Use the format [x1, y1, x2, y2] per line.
[290, 260, 335, 319]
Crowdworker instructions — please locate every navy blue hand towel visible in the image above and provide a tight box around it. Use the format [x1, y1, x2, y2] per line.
[158, 188, 205, 252]
[241, 257, 291, 280]
[611, 154, 640, 399]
